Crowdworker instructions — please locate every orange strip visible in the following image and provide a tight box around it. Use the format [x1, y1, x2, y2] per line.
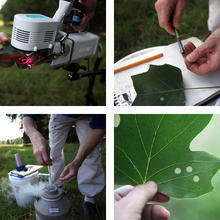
[114, 53, 163, 74]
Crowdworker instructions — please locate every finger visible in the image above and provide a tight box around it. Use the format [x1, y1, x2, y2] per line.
[183, 41, 196, 57]
[0, 33, 10, 44]
[160, 7, 175, 35]
[155, 2, 175, 35]
[152, 192, 170, 203]
[35, 153, 46, 166]
[142, 204, 170, 220]
[41, 149, 52, 165]
[114, 185, 134, 199]
[59, 166, 69, 178]
[60, 172, 76, 182]
[186, 43, 209, 63]
[172, 0, 185, 29]
[119, 181, 158, 214]
[65, 175, 77, 183]
[114, 193, 122, 202]
[189, 62, 214, 75]
[1, 36, 10, 44]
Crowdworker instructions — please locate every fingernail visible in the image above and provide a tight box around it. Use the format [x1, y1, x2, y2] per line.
[146, 181, 157, 189]
[161, 207, 170, 217]
[186, 54, 193, 62]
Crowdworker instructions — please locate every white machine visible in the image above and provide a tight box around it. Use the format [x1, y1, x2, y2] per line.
[11, 0, 100, 69]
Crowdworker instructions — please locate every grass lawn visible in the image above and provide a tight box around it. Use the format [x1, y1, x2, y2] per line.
[0, 22, 106, 106]
[115, 0, 209, 62]
[0, 142, 106, 220]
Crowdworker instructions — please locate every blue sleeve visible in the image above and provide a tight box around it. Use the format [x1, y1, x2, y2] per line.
[90, 115, 106, 129]
[22, 114, 39, 121]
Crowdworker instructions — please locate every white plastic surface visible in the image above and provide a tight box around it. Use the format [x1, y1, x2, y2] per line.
[114, 37, 220, 106]
[11, 14, 58, 51]
[8, 170, 39, 185]
[51, 32, 99, 68]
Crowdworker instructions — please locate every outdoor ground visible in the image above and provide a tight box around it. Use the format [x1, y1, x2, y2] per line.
[115, 0, 209, 62]
[0, 142, 106, 220]
[0, 18, 106, 106]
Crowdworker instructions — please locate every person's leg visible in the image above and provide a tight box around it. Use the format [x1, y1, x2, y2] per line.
[49, 114, 74, 186]
[75, 116, 105, 199]
[208, 0, 220, 32]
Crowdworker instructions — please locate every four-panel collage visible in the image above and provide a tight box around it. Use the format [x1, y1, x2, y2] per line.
[0, 0, 220, 220]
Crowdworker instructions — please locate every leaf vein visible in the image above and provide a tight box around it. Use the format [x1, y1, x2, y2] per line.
[147, 160, 220, 181]
[134, 115, 149, 159]
[115, 167, 139, 185]
[116, 145, 144, 182]
[151, 117, 198, 160]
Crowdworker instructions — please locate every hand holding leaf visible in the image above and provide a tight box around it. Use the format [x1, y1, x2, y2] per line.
[0, 32, 18, 68]
[115, 114, 220, 198]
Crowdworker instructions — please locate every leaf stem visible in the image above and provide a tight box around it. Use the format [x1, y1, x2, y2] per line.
[144, 115, 165, 182]
[142, 86, 220, 95]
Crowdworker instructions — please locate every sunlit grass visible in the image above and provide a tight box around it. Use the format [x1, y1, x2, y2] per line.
[0, 142, 106, 219]
[115, 0, 209, 61]
[0, 18, 106, 106]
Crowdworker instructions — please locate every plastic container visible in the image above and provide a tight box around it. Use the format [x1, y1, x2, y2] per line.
[8, 170, 39, 205]
[8, 170, 39, 186]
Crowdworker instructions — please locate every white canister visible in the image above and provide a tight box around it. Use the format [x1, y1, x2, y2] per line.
[8, 170, 39, 207]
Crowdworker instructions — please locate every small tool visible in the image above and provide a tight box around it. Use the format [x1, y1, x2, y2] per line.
[175, 28, 185, 54]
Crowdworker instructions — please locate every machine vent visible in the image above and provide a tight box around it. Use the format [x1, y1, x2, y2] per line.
[14, 27, 30, 43]
[44, 31, 54, 42]
[29, 33, 42, 43]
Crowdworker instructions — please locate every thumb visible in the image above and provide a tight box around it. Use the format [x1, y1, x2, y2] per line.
[121, 181, 157, 212]
[60, 166, 69, 178]
[186, 43, 208, 63]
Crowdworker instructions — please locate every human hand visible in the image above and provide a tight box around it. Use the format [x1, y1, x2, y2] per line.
[155, 0, 186, 35]
[59, 160, 80, 183]
[72, 0, 97, 32]
[0, 32, 15, 68]
[184, 28, 220, 75]
[114, 182, 170, 220]
[0, 32, 10, 45]
[32, 132, 52, 166]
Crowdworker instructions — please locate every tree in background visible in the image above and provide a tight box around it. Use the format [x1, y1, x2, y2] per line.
[7, 114, 50, 143]
[1, 0, 57, 22]
[1, 0, 105, 32]
[7, 114, 79, 144]
[1, 137, 23, 144]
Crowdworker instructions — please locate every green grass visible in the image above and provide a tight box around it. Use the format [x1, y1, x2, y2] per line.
[0, 142, 106, 220]
[0, 23, 106, 106]
[115, 0, 209, 61]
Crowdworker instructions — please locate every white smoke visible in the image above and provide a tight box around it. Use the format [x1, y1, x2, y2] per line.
[0, 177, 14, 204]
[0, 177, 46, 208]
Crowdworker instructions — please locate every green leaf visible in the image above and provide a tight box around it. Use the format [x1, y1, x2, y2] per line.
[115, 114, 220, 198]
[132, 64, 185, 106]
